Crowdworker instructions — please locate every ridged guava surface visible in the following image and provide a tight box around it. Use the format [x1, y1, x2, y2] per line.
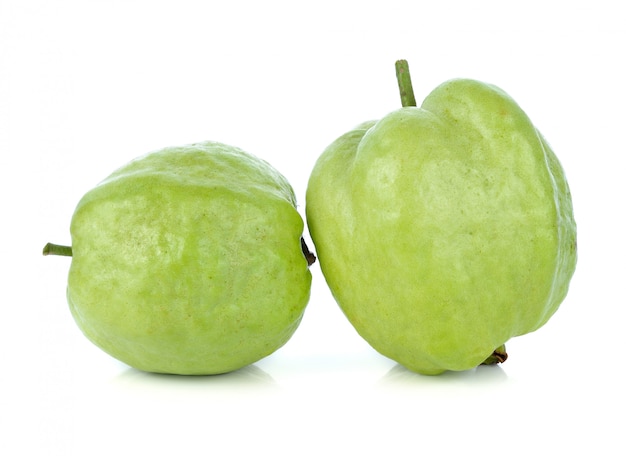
[68, 141, 311, 374]
[306, 79, 576, 375]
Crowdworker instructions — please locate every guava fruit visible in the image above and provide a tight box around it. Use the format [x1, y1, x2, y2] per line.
[305, 60, 577, 375]
[44, 141, 314, 375]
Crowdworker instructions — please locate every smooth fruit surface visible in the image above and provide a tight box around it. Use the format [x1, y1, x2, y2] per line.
[67, 141, 311, 375]
[306, 78, 576, 375]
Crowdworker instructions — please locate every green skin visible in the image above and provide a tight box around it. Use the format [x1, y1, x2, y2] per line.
[306, 75, 577, 375]
[58, 141, 311, 375]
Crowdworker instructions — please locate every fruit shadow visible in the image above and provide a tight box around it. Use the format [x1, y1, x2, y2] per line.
[378, 362, 508, 387]
[111, 363, 278, 392]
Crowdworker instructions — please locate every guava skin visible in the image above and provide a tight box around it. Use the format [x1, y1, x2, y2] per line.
[68, 141, 311, 375]
[306, 79, 576, 375]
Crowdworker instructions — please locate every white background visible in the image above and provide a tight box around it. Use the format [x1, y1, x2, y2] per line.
[2, 1, 625, 454]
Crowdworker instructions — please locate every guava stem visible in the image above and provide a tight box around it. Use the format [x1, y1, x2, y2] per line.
[395, 59, 417, 107]
[42, 243, 73, 257]
[481, 345, 508, 365]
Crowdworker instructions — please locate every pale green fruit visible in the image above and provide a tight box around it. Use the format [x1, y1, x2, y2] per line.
[306, 68, 576, 375]
[51, 141, 312, 375]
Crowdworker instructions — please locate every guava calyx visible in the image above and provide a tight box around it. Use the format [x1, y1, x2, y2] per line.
[301, 237, 316, 266]
[480, 345, 508, 366]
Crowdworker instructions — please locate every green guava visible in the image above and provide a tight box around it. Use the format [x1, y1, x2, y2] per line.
[305, 60, 577, 375]
[44, 141, 313, 375]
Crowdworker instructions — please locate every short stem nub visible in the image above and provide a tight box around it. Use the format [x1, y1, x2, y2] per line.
[395, 59, 417, 107]
[43, 243, 73, 257]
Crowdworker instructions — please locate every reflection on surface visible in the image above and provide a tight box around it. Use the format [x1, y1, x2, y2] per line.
[378, 362, 508, 387]
[111, 363, 278, 393]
